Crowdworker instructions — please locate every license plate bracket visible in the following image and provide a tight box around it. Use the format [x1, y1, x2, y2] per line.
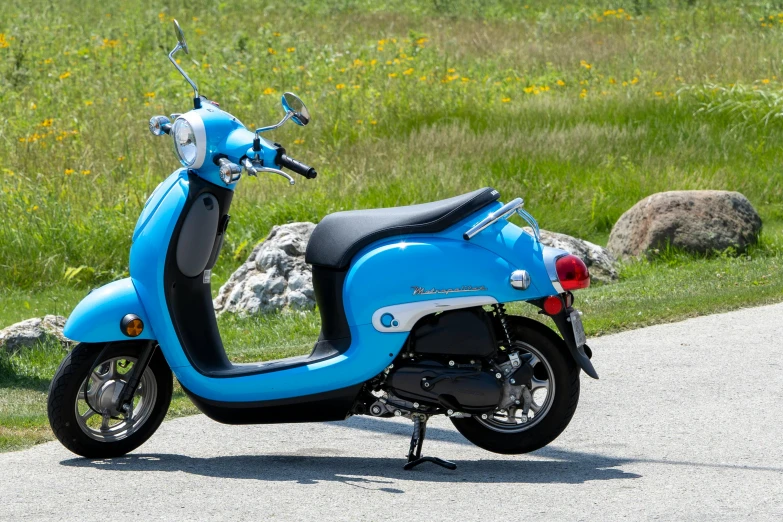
[569, 310, 586, 348]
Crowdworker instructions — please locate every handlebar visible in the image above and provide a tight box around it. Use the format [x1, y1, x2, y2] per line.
[278, 154, 317, 179]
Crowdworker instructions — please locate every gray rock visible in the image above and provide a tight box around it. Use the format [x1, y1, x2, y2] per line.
[537, 229, 618, 284]
[607, 191, 762, 259]
[0, 315, 70, 353]
[214, 222, 317, 316]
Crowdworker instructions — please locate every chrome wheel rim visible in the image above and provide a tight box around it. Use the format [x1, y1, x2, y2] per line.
[477, 342, 555, 433]
[74, 356, 158, 442]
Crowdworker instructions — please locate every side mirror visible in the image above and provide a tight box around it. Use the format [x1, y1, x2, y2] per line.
[173, 19, 189, 55]
[281, 92, 310, 126]
[168, 20, 199, 106]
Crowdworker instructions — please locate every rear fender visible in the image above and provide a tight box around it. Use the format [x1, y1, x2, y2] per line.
[63, 278, 155, 343]
[508, 314, 598, 379]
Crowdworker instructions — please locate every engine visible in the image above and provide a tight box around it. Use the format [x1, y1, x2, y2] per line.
[385, 308, 503, 414]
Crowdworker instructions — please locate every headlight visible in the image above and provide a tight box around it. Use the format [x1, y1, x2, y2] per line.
[172, 118, 198, 167]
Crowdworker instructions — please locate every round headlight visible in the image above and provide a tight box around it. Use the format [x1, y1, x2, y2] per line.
[172, 118, 198, 167]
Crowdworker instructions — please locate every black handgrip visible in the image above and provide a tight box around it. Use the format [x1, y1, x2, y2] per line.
[279, 154, 317, 179]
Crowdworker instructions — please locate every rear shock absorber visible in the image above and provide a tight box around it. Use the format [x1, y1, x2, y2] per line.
[493, 303, 514, 349]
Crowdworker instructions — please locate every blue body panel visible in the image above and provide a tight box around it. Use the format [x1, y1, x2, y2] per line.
[65, 106, 562, 405]
[63, 278, 155, 342]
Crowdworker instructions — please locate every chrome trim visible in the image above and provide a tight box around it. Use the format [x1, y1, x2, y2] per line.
[509, 270, 531, 290]
[463, 197, 524, 240]
[371, 295, 498, 332]
[542, 246, 568, 294]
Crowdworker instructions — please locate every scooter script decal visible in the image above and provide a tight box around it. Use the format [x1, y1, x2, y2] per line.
[411, 285, 487, 296]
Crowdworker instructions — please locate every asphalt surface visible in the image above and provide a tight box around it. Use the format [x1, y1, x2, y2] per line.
[2, 303, 783, 521]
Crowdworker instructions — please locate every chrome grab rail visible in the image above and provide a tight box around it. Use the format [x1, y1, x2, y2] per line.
[463, 197, 524, 240]
[463, 197, 541, 242]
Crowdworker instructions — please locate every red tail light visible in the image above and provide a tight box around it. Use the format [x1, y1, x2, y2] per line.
[555, 254, 590, 291]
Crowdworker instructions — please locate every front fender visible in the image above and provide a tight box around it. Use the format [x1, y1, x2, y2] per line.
[63, 278, 155, 342]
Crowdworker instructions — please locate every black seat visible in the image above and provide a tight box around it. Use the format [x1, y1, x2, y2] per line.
[305, 188, 500, 269]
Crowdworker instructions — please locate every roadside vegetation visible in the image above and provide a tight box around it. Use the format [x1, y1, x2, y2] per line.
[2, 0, 782, 451]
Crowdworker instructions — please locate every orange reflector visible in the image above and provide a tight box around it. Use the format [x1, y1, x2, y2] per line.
[121, 314, 144, 337]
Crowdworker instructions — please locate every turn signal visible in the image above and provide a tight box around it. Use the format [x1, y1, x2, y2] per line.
[555, 254, 590, 291]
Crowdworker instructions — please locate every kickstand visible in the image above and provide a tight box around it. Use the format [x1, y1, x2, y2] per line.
[403, 413, 457, 471]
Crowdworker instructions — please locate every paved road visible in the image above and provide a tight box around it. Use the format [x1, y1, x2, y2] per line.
[2, 304, 783, 521]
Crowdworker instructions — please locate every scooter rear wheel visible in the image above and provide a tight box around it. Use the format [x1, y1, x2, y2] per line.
[47, 342, 172, 458]
[450, 318, 580, 454]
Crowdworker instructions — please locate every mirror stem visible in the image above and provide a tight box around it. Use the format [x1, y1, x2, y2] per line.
[168, 44, 200, 106]
[255, 111, 293, 137]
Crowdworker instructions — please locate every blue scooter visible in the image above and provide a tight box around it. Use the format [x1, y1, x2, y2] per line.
[48, 21, 597, 470]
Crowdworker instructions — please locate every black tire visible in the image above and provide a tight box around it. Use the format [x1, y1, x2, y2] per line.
[47, 341, 172, 458]
[450, 317, 580, 454]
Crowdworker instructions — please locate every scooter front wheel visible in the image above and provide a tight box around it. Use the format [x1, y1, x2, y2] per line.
[47, 342, 172, 458]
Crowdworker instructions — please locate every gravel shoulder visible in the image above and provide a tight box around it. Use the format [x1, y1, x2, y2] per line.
[2, 303, 782, 521]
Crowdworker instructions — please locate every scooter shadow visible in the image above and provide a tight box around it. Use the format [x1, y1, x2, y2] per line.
[60, 417, 640, 487]
[60, 451, 639, 488]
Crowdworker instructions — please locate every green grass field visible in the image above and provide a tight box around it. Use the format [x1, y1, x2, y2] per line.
[2, 0, 783, 451]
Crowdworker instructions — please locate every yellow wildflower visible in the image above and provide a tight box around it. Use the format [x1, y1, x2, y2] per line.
[268, 48, 276, 55]
[580, 60, 592, 70]
[84, 100, 93, 106]
[44, 58, 53, 64]
[631, 77, 639, 85]
[403, 68, 414, 75]
[370, 120, 377, 125]
[0, 34, 10, 49]
[117, 156, 126, 161]
[388, 73, 398, 78]
[273, 32, 281, 37]
[353, 85, 360, 89]
[294, 138, 304, 145]
[287, 47, 296, 53]
[336, 83, 346, 90]
[501, 97, 511, 103]
[30, 102, 37, 110]
[40, 118, 54, 127]
[609, 78, 617, 84]
[263, 87, 275, 95]
[356, 119, 363, 124]
[59, 71, 71, 80]
[81, 170, 91, 175]
[556, 79, 565, 86]
[370, 59, 377, 66]
[144, 92, 155, 98]
[580, 89, 588, 98]
[447, 68, 456, 73]
[762, 78, 771, 84]
[64, 169, 74, 175]
[419, 76, 427, 81]
[461, 77, 470, 82]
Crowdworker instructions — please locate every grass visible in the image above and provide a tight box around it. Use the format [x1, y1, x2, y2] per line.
[2, 0, 783, 452]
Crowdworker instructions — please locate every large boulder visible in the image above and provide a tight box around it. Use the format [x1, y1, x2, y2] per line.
[607, 191, 762, 259]
[537, 229, 618, 284]
[0, 315, 70, 353]
[214, 222, 316, 316]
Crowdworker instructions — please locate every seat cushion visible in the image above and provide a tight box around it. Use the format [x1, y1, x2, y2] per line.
[305, 188, 500, 269]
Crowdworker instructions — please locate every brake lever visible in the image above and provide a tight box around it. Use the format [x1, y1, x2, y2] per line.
[241, 158, 294, 185]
